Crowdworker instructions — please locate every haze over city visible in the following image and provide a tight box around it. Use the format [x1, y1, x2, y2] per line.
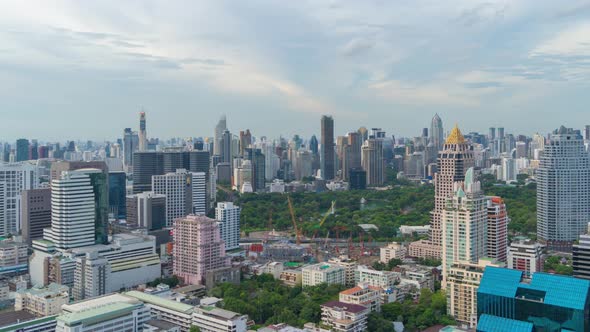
[3, 1, 590, 139]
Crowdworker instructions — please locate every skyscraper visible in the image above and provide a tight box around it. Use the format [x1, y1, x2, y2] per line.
[430, 114, 444, 151]
[138, 112, 147, 152]
[0, 163, 38, 236]
[431, 125, 474, 251]
[173, 214, 230, 285]
[486, 196, 508, 263]
[239, 129, 252, 156]
[43, 172, 96, 249]
[123, 128, 139, 166]
[537, 126, 590, 251]
[16, 139, 30, 162]
[361, 131, 385, 186]
[108, 171, 127, 220]
[320, 115, 335, 180]
[221, 129, 232, 164]
[126, 192, 166, 230]
[152, 169, 206, 226]
[214, 115, 227, 156]
[21, 188, 52, 244]
[246, 148, 265, 192]
[215, 202, 241, 251]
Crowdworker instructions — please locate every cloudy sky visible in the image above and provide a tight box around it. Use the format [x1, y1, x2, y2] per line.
[2, 0, 590, 141]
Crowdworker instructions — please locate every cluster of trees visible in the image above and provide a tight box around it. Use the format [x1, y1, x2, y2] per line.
[209, 274, 344, 328]
[147, 275, 180, 288]
[372, 258, 402, 271]
[368, 289, 455, 332]
[236, 185, 434, 241]
[544, 255, 573, 275]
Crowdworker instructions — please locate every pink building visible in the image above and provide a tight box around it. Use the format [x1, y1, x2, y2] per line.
[173, 214, 230, 285]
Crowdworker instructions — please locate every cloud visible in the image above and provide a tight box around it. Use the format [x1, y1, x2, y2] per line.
[531, 23, 590, 57]
[340, 38, 375, 56]
[454, 2, 508, 27]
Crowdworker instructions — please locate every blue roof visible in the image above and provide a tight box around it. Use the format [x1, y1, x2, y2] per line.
[478, 267, 523, 298]
[478, 267, 590, 311]
[477, 314, 533, 332]
[524, 272, 590, 310]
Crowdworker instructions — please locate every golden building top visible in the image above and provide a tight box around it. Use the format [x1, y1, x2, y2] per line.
[445, 124, 466, 144]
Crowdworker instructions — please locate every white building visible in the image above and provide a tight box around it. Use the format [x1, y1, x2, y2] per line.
[355, 266, 398, 288]
[125, 291, 195, 332]
[153, 169, 206, 226]
[269, 179, 285, 193]
[339, 284, 381, 312]
[320, 301, 369, 332]
[302, 263, 345, 286]
[399, 225, 430, 236]
[380, 242, 406, 263]
[507, 239, 544, 279]
[0, 240, 29, 275]
[73, 252, 110, 301]
[15, 283, 69, 316]
[0, 162, 38, 236]
[43, 171, 96, 249]
[215, 202, 241, 251]
[193, 306, 248, 332]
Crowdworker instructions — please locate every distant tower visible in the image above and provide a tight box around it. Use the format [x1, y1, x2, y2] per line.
[321, 115, 335, 180]
[214, 115, 227, 156]
[138, 112, 147, 152]
[430, 114, 444, 151]
[431, 125, 474, 251]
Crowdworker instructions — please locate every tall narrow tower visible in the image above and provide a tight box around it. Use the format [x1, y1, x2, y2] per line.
[320, 115, 335, 180]
[214, 115, 227, 156]
[430, 114, 444, 151]
[430, 125, 474, 251]
[138, 112, 147, 152]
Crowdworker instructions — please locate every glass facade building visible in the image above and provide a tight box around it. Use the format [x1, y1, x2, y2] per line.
[108, 171, 127, 220]
[477, 266, 590, 332]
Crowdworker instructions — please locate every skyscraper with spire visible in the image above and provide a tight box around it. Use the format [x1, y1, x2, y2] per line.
[430, 113, 444, 151]
[214, 115, 227, 156]
[138, 111, 147, 152]
[431, 125, 474, 250]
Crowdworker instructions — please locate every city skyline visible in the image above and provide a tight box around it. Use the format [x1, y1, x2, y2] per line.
[3, 1, 590, 140]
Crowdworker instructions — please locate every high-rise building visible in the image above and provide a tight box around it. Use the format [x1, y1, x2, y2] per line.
[152, 169, 206, 226]
[43, 171, 96, 249]
[477, 267, 590, 332]
[361, 131, 385, 186]
[108, 171, 126, 220]
[239, 129, 252, 156]
[214, 115, 227, 156]
[215, 202, 240, 251]
[537, 126, 590, 251]
[126, 192, 166, 230]
[442, 168, 487, 285]
[349, 168, 367, 190]
[320, 115, 335, 180]
[73, 252, 110, 301]
[16, 139, 30, 162]
[21, 188, 52, 244]
[173, 214, 229, 285]
[507, 239, 544, 279]
[138, 111, 147, 152]
[123, 128, 139, 166]
[430, 114, 444, 151]
[132, 151, 163, 193]
[245, 148, 265, 192]
[431, 125, 474, 252]
[486, 196, 508, 263]
[0, 162, 38, 236]
[221, 129, 232, 164]
[347, 132, 362, 170]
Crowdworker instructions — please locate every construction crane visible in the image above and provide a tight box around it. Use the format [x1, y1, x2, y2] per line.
[312, 201, 336, 240]
[287, 196, 301, 245]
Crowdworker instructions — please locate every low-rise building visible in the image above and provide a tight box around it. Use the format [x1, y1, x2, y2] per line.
[143, 319, 182, 332]
[125, 291, 195, 332]
[320, 301, 369, 332]
[264, 262, 284, 279]
[396, 265, 435, 291]
[280, 270, 302, 287]
[328, 256, 358, 287]
[407, 240, 441, 259]
[0, 313, 57, 332]
[302, 263, 345, 286]
[15, 283, 69, 317]
[192, 306, 248, 332]
[0, 240, 29, 276]
[339, 284, 381, 312]
[355, 266, 399, 288]
[399, 225, 430, 236]
[508, 239, 544, 279]
[380, 242, 406, 263]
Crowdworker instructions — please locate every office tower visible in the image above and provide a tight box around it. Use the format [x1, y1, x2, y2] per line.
[537, 126, 590, 251]
[214, 115, 227, 156]
[123, 128, 139, 166]
[294, 150, 312, 180]
[508, 239, 544, 279]
[43, 172, 96, 249]
[336, 136, 348, 179]
[477, 267, 590, 332]
[16, 139, 30, 162]
[349, 168, 367, 190]
[233, 160, 252, 193]
[0, 163, 38, 236]
[320, 115, 335, 180]
[108, 171, 126, 220]
[514, 141, 527, 159]
[585, 125, 590, 141]
[309, 135, 320, 173]
[73, 252, 110, 301]
[486, 197, 508, 263]
[29, 141, 39, 160]
[132, 151, 164, 193]
[1, 143, 10, 162]
[216, 162, 232, 184]
[152, 169, 205, 226]
[246, 148, 265, 192]
[347, 132, 362, 169]
[431, 125, 474, 251]
[138, 111, 147, 152]
[430, 114, 444, 151]
[78, 169, 109, 245]
[239, 130, 252, 156]
[358, 127, 368, 142]
[442, 168, 487, 283]
[220, 129, 232, 164]
[173, 214, 229, 285]
[126, 192, 166, 230]
[37, 145, 49, 159]
[361, 131, 385, 186]
[573, 223, 590, 280]
[21, 188, 52, 244]
[215, 202, 241, 251]
[488, 127, 496, 142]
[496, 127, 504, 139]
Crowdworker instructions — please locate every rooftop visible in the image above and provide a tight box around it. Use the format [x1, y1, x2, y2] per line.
[57, 302, 138, 326]
[476, 314, 533, 332]
[0, 310, 37, 327]
[0, 315, 56, 332]
[198, 306, 244, 320]
[321, 301, 368, 314]
[445, 124, 466, 145]
[125, 291, 194, 314]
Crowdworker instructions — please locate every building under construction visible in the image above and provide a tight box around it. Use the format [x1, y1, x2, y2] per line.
[261, 242, 309, 262]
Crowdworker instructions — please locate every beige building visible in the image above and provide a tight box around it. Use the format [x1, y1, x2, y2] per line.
[280, 270, 302, 287]
[15, 283, 69, 316]
[328, 256, 358, 287]
[355, 266, 398, 288]
[339, 284, 381, 312]
[407, 239, 441, 259]
[379, 242, 406, 263]
[320, 301, 369, 332]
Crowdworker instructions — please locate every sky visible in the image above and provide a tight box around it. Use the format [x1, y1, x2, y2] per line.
[2, 0, 590, 141]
